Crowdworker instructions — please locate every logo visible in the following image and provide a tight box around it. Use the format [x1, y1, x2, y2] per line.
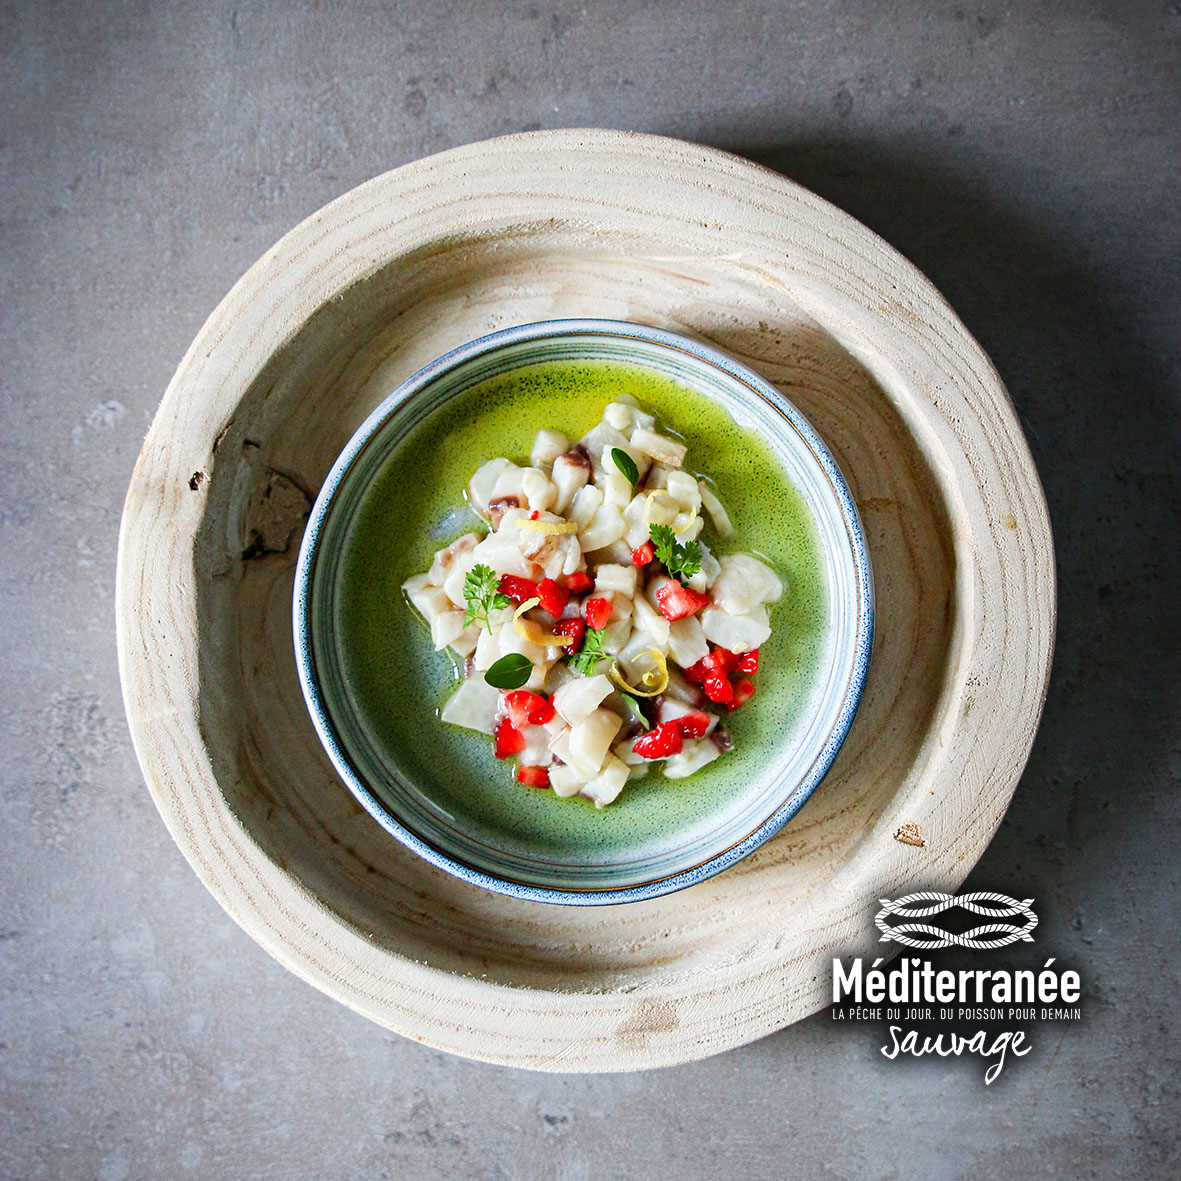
[875, 891, 1039, 950]
[832, 890, 1082, 1084]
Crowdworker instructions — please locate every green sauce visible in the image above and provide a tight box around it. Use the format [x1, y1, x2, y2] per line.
[335, 359, 829, 865]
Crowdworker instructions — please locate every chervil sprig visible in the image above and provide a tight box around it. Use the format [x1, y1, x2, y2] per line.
[463, 563, 512, 631]
[649, 523, 702, 582]
[569, 627, 608, 676]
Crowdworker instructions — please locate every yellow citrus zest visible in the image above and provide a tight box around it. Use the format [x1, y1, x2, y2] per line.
[512, 597, 578, 647]
[643, 489, 675, 529]
[514, 518, 578, 534]
[644, 489, 696, 536]
[609, 647, 670, 697]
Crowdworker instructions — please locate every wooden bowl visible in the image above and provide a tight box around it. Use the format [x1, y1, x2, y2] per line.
[116, 130, 1055, 1070]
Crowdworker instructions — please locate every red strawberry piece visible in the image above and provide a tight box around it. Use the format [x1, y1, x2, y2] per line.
[672, 710, 711, 739]
[655, 579, 711, 622]
[737, 649, 759, 674]
[529, 510, 540, 520]
[631, 541, 655, 568]
[563, 570, 594, 594]
[494, 718, 526, 759]
[685, 655, 710, 684]
[551, 617, 586, 652]
[631, 721, 684, 760]
[504, 690, 556, 728]
[726, 678, 756, 711]
[703, 674, 735, 705]
[536, 577, 570, 617]
[703, 646, 741, 677]
[516, 765, 550, 788]
[584, 596, 613, 629]
[498, 574, 540, 604]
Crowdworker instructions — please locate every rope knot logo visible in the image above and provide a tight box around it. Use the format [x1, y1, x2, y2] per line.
[875, 891, 1038, 950]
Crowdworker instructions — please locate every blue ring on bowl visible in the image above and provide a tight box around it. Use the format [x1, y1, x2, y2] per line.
[293, 319, 874, 905]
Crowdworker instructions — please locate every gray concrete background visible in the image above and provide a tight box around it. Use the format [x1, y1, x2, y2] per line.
[2, 1, 1178, 1177]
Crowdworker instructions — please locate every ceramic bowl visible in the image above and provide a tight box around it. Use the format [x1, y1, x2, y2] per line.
[293, 319, 873, 904]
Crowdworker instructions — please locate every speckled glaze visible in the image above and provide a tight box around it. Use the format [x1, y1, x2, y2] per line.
[293, 320, 874, 904]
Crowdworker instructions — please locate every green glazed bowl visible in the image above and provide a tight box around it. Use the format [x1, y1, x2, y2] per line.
[293, 319, 873, 905]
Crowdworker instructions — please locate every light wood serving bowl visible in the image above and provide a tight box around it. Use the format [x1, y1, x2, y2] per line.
[116, 130, 1054, 1070]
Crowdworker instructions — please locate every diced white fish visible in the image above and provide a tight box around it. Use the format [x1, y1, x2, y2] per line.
[531, 429, 570, 471]
[698, 480, 734, 537]
[582, 755, 629, 808]
[710, 553, 784, 615]
[549, 761, 589, 797]
[600, 470, 633, 509]
[521, 468, 557, 512]
[629, 427, 687, 468]
[566, 708, 623, 776]
[553, 674, 614, 727]
[448, 622, 480, 658]
[593, 563, 637, 597]
[402, 573, 447, 620]
[664, 470, 701, 513]
[655, 697, 718, 736]
[440, 677, 501, 734]
[518, 724, 555, 767]
[427, 532, 480, 585]
[632, 588, 671, 647]
[700, 603, 772, 653]
[666, 613, 709, 668]
[578, 421, 633, 477]
[578, 503, 626, 551]
[583, 537, 634, 568]
[568, 483, 603, 530]
[597, 616, 630, 658]
[430, 609, 467, 651]
[551, 450, 591, 513]
[622, 496, 650, 549]
[467, 458, 516, 519]
[663, 737, 722, 778]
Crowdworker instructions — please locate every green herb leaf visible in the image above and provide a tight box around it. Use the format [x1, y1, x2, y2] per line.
[463, 563, 511, 631]
[649, 523, 702, 582]
[609, 447, 638, 486]
[568, 627, 608, 676]
[484, 652, 533, 690]
[618, 692, 647, 724]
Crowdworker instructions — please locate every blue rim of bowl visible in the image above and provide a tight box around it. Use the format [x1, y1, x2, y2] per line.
[293, 319, 874, 906]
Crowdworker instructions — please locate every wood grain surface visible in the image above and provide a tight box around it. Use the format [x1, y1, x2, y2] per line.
[115, 130, 1055, 1070]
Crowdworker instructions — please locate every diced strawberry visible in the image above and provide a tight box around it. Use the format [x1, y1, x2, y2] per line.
[504, 690, 556, 728]
[584, 596, 613, 629]
[737, 649, 759, 674]
[672, 710, 711, 739]
[536, 577, 570, 617]
[631, 541, 655, 568]
[685, 646, 738, 684]
[529, 510, 540, 520]
[706, 646, 741, 676]
[494, 718, 526, 759]
[498, 574, 540, 604]
[551, 617, 586, 652]
[516, 765, 550, 788]
[631, 721, 684, 760]
[726, 678, 756, 711]
[655, 579, 711, 622]
[564, 570, 594, 594]
[703, 674, 735, 705]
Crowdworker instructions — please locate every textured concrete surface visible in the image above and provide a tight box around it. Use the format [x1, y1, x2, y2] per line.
[2, 2, 1179, 1177]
